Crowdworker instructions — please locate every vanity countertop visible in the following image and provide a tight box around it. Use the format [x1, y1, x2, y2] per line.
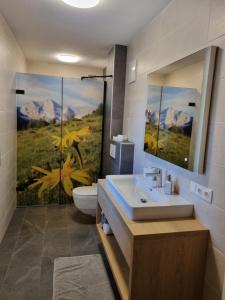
[98, 179, 207, 237]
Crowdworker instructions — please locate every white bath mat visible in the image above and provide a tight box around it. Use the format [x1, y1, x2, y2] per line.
[53, 254, 115, 300]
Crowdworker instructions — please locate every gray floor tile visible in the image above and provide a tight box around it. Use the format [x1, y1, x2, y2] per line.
[0, 288, 27, 300]
[38, 257, 53, 300]
[26, 206, 47, 215]
[46, 207, 68, 229]
[1, 285, 39, 300]
[0, 206, 103, 300]
[46, 219, 67, 230]
[0, 234, 18, 266]
[0, 265, 8, 288]
[2, 263, 41, 295]
[6, 208, 26, 236]
[66, 206, 96, 226]
[46, 206, 67, 218]
[68, 220, 94, 235]
[23, 207, 47, 231]
[70, 227, 100, 256]
[19, 217, 46, 243]
[45, 227, 68, 239]
[43, 238, 71, 261]
[43, 227, 71, 261]
[24, 207, 47, 225]
[11, 247, 43, 268]
[2, 236, 43, 298]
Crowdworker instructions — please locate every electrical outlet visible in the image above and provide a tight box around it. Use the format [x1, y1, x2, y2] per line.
[190, 181, 213, 204]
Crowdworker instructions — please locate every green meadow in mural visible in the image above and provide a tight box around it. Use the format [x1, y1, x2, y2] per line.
[17, 74, 104, 206]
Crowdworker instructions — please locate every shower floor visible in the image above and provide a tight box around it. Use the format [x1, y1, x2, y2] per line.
[0, 205, 118, 300]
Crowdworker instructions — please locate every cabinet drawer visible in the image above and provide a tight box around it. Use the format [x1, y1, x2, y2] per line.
[98, 185, 133, 267]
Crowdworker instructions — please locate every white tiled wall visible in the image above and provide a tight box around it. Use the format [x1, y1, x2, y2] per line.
[26, 60, 103, 78]
[123, 0, 225, 298]
[0, 13, 26, 241]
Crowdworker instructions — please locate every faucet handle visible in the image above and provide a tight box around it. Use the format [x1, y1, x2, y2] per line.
[143, 167, 160, 176]
[154, 168, 162, 174]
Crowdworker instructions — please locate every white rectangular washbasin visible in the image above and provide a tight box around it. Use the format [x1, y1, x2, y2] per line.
[106, 175, 193, 221]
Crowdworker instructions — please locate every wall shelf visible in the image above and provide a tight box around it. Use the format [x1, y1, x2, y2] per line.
[96, 224, 129, 300]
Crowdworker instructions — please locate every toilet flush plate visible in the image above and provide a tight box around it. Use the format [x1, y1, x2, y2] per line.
[110, 144, 116, 159]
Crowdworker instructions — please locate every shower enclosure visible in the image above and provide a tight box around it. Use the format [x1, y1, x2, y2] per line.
[16, 73, 104, 206]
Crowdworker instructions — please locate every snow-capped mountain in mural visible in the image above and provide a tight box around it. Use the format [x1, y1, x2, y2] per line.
[18, 99, 76, 123]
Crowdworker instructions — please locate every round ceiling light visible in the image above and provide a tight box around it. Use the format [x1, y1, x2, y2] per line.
[57, 54, 80, 63]
[61, 0, 100, 8]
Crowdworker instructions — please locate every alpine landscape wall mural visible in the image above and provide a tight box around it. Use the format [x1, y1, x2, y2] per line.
[16, 73, 104, 206]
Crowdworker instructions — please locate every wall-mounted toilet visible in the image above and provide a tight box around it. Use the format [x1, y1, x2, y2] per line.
[72, 185, 97, 217]
[72, 141, 135, 217]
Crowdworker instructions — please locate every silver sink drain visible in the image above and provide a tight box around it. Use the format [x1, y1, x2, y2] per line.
[140, 198, 147, 203]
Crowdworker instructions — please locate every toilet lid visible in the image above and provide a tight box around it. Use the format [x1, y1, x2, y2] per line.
[73, 185, 97, 196]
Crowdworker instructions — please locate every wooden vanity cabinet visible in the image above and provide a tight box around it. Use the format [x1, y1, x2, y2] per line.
[96, 180, 208, 300]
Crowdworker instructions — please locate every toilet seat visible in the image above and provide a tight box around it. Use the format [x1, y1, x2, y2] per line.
[73, 185, 97, 197]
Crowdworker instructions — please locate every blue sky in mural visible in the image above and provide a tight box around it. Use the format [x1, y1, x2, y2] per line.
[63, 78, 103, 110]
[16, 73, 62, 107]
[147, 85, 199, 116]
[147, 85, 162, 112]
[16, 73, 104, 113]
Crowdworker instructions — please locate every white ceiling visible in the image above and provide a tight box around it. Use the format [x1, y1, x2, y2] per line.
[0, 0, 171, 68]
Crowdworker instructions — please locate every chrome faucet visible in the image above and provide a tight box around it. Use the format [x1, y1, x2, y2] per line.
[143, 167, 162, 188]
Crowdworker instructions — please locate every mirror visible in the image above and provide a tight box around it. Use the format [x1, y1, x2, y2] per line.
[144, 47, 217, 173]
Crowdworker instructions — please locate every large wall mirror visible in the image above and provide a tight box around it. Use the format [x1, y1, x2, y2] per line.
[144, 46, 217, 174]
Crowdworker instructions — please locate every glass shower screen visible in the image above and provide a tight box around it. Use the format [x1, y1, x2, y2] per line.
[16, 73, 104, 206]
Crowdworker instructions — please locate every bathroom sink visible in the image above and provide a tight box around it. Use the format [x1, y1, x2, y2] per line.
[106, 175, 193, 221]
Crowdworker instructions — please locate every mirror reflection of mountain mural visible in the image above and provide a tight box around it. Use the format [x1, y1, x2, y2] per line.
[144, 85, 199, 169]
[150, 107, 193, 135]
[16, 73, 104, 206]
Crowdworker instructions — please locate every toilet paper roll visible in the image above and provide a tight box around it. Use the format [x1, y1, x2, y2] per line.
[103, 223, 112, 235]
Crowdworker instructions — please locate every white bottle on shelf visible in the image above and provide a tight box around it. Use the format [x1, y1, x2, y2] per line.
[164, 174, 173, 195]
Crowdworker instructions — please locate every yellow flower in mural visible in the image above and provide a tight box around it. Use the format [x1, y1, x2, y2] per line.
[51, 135, 65, 150]
[145, 133, 157, 153]
[61, 153, 91, 196]
[28, 167, 60, 198]
[145, 133, 164, 153]
[52, 127, 91, 168]
[29, 153, 91, 198]
[64, 127, 90, 148]
[52, 127, 91, 150]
